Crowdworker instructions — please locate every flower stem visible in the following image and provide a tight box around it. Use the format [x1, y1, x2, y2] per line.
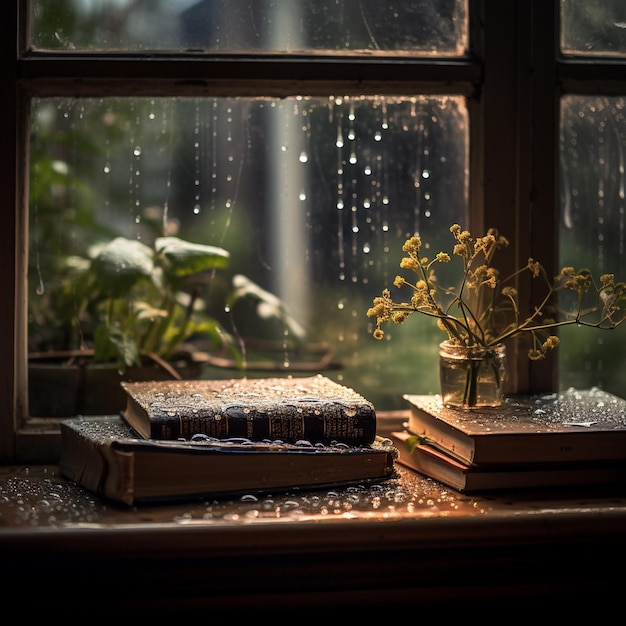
[463, 359, 480, 406]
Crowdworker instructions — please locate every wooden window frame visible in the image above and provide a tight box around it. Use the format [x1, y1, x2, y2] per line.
[0, 1, 581, 463]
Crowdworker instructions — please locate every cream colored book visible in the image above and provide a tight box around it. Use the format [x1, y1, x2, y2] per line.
[390, 430, 626, 493]
[60, 415, 398, 506]
[404, 388, 626, 465]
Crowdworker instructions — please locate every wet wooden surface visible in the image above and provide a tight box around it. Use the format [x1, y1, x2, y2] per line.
[2, 459, 625, 615]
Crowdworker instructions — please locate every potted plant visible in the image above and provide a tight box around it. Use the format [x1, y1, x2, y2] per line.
[367, 224, 626, 408]
[26, 109, 316, 418]
[28, 231, 306, 416]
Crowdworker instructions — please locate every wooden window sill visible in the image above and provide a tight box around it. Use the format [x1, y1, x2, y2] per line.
[2, 450, 626, 613]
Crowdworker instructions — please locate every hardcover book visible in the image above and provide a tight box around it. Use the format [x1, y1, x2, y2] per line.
[403, 388, 626, 466]
[390, 430, 626, 493]
[121, 374, 377, 445]
[59, 415, 398, 505]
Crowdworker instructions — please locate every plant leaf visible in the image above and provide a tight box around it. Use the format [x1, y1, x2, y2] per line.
[93, 322, 140, 368]
[90, 237, 154, 298]
[228, 274, 307, 340]
[155, 236, 230, 279]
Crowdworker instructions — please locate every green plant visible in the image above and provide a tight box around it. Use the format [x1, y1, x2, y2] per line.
[367, 224, 626, 359]
[31, 232, 303, 372]
[87, 235, 235, 368]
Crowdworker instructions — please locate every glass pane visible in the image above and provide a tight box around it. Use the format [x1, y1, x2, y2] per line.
[30, 0, 467, 56]
[28, 95, 468, 416]
[559, 95, 626, 394]
[561, 0, 626, 57]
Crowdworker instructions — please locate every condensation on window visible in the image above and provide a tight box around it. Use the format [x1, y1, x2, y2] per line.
[561, 0, 626, 57]
[30, 0, 468, 56]
[28, 95, 468, 412]
[559, 95, 626, 394]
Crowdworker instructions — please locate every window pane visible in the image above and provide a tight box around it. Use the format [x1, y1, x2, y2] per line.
[28, 95, 468, 416]
[561, 0, 626, 57]
[559, 95, 626, 393]
[30, 0, 467, 55]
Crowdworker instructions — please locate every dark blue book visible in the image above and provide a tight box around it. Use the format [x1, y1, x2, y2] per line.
[121, 375, 377, 445]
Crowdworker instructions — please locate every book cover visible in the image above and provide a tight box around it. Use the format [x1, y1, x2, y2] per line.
[121, 374, 377, 445]
[390, 430, 626, 493]
[403, 388, 626, 465]
[59, 415, 398, 505]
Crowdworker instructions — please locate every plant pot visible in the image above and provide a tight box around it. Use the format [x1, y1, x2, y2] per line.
[28, 350, 204, 418]
[438, 340, 507, 409]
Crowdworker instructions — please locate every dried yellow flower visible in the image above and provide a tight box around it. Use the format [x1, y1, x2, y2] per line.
[368, 225, 626, 360]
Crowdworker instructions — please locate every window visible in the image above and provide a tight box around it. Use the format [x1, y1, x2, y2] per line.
[558, 0, 626, 392]
[3, 1, 626, 464]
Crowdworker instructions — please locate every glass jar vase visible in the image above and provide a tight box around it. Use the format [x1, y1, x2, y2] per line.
[438, 340, 507, 409]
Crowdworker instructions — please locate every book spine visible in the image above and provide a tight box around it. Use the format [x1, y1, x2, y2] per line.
[149, 404, 377, 445]
[59, 423, 135, 505]
[408, 408, 475, 464]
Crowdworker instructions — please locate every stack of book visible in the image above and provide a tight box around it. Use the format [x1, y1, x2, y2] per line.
[59, 374, 399, 505]
[389, 388, 626, 493]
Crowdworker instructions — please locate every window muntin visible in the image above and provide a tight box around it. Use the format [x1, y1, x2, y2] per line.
[30, 0, 468, 56]
[28, 95, 468, 414]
